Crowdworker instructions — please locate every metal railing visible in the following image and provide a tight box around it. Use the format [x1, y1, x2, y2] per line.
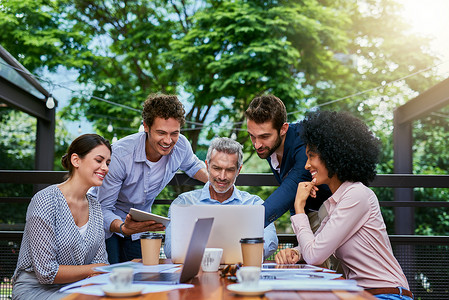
[1, 170, 449, 299]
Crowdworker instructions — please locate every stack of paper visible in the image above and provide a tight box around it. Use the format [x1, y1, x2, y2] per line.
[59, 262, 189, 296]
[259, 279, 362, 291]
[259, 263, 361, 292]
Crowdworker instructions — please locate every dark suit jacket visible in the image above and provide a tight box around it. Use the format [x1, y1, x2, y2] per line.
[263, 122, 331, 227]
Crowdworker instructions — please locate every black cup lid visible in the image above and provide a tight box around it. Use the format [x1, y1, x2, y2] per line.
[240, 237, 264, 244]
[140, 232, 163, 239]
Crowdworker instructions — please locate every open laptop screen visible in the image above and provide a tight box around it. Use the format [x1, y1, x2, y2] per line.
[171, 205, 264, 264]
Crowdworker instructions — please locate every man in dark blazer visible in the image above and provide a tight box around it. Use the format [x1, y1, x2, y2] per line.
[245, 95, 331, 228]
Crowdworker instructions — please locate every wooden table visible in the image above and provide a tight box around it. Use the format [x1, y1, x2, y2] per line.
[63, 269, 377, 300]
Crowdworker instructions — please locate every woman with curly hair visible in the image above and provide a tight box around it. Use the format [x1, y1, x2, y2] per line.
[275, 111, 412, 300]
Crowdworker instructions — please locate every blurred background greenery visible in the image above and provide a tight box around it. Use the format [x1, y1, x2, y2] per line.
[1, 0, 448, 235]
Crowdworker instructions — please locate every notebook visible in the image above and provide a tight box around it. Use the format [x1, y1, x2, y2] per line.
[170, 205, 264, 264]
[133, 217, 213, 284]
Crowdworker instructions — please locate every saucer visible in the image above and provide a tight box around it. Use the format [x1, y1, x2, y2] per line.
[101, 284, 145, 297]
[227, 283, 271, 296]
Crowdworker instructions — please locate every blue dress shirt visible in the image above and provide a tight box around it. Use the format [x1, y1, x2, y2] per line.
[89, 131, 205, 240]
[164, 182, 278, 259]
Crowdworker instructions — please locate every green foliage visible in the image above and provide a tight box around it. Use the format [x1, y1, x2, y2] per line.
[0, 110, 35, 224]
[1, 0, 448, 236]
[410, 109, 449, 235]
[0, 109, 73, 224]
[0, 0, 90, 71]
[0, 110, 36, 170]
[0, 109, 73, 172]
[3, 0, 441, 153]
[172, 0, 353, 151]
[57, 0, 180, 141]
[414, 188, 449, 236]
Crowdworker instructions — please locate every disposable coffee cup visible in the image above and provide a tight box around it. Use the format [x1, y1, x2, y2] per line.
[140, 232, 163, 265]
[240, 237, 264, 267]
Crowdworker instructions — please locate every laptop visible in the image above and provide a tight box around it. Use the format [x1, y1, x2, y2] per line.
[133, 217, 213, 284]
[170, 205, 264, 264]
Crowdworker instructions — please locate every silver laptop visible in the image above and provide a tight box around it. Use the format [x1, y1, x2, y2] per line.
[133, 217, 213, 284]
[171, 205, 264, 264]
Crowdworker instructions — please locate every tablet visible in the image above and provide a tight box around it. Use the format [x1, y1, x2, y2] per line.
[129, 208, 170, 227]
[262, 263, 323, 272]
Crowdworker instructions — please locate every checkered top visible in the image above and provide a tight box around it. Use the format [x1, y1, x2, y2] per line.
[13, 185, 108, 284]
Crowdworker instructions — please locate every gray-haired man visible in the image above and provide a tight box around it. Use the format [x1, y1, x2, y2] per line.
[164, 137, 278, 259]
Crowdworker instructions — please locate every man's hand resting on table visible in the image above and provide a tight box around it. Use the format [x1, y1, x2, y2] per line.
[275, 248, 300, 264]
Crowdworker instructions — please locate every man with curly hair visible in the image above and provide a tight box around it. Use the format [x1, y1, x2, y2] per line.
[245, 95, 331, 228]
[90, 93, 208, 263]
[276, 111, 412, 300]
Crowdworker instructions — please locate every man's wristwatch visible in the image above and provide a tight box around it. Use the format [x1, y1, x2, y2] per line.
[119, 222, 129, 237]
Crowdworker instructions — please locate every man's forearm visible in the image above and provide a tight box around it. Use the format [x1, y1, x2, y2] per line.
[110, 219, 124, 234]
[193, 168, 208, 183]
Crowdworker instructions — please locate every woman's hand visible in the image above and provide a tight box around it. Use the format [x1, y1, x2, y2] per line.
[87, 263, 108, 278]
[294, 179, 318, 214]
[54, 263, 109, 283]
[275, 248, 300, 264]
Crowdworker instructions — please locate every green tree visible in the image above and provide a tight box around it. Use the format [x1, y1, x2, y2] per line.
[58, 0, 180, 138]
[170, 0, 351, 151]
[0, 0, 91, 71]
[0, 109, 72, 224]
[412, 110, 449, 236]
[0, 0, 83, 224]
[1, 0, 447, 235]
[3, 0, 439, 153]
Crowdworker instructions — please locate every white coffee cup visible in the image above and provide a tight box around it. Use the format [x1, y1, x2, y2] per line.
[109, 267, 134, 291]
[236, 266, 261, 288]
[201, 248, 223, 272]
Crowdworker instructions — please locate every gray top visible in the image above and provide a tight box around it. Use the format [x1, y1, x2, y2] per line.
[13, 185, 108, 285]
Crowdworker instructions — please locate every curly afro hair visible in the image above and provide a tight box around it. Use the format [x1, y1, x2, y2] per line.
[299, 110, 381, 186]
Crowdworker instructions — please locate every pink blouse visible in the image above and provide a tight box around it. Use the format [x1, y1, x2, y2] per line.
[292, 181, 409, 289]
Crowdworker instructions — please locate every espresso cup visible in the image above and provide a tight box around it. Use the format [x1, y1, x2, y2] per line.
[240, 237, 264, 267]
[140, 232, 163, 265]
[109, 267, 134, 291]
[236, 266, 261, 288]
[201, 248, 223, 272]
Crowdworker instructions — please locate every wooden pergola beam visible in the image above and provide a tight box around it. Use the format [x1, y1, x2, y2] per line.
[393, 76, 449, 234]
[0, 77, 50, 121]
[394, 77, 449, 125]
[0, 44, 56, 172]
